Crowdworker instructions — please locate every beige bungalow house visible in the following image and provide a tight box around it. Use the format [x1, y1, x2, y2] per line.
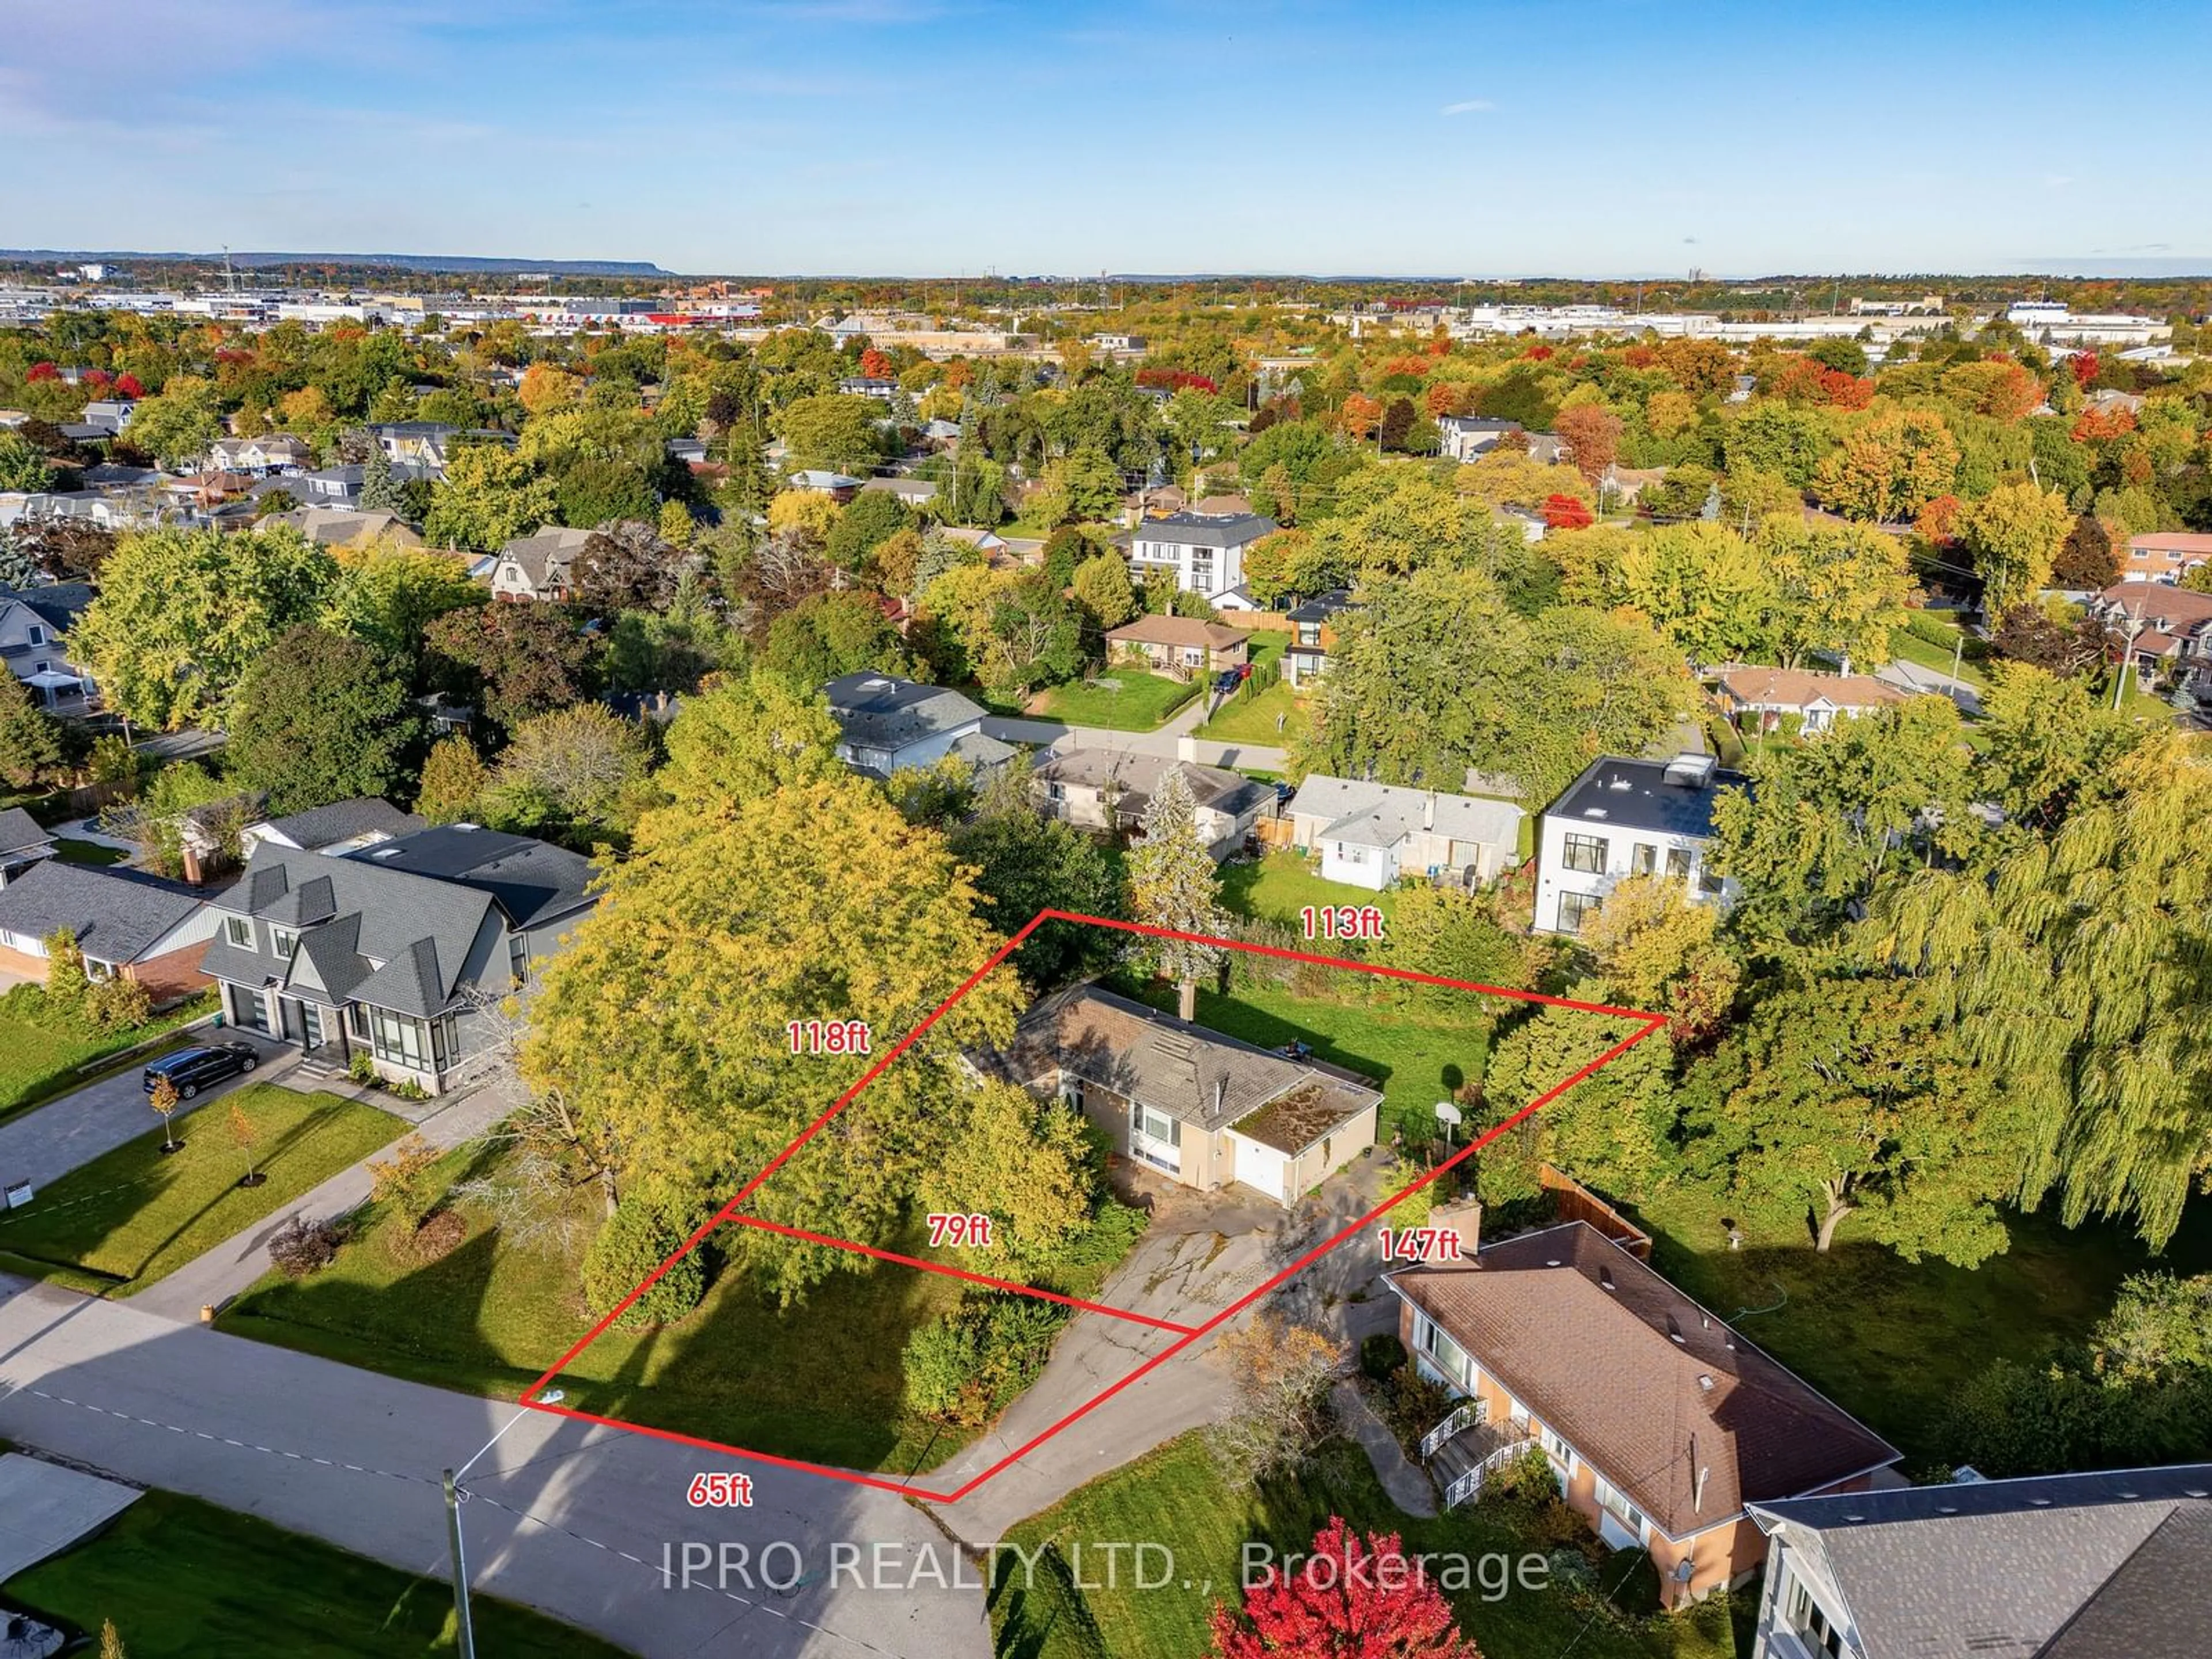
[996, 985, 1381, 1207]
[1106, 614, 1251, 678]
[1286, 775, 1524, 892]
[1031, 750, 1274, 858]
[1714, 668, 1908, 735]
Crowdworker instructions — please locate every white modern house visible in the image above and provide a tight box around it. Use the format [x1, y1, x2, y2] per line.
[1127, 512, 1276, 601]
[1533, 755, 1745, 935]
[1435, 415, 1525, 462]
[1285, 775, 1524, 892]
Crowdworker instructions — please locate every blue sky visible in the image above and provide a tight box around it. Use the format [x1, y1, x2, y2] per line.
[7, 0, 2208, 278]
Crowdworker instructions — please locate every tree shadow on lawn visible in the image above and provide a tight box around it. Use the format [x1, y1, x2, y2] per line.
[114, 1109, 360, 1283]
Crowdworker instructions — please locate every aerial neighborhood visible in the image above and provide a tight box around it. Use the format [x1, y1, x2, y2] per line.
[0, 246, 2207, 1659]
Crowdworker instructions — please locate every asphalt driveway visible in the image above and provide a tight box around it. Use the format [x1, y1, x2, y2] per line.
[0, 1031, 293, 1192]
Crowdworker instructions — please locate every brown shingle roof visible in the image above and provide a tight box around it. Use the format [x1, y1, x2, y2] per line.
[1392, 1222, 1898, 1539]
[1716, 668, 1908, 713]
[1106, 615, 1251, 651]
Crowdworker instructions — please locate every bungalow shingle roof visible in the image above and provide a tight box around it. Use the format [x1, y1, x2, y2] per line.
[255, 797, 424, 852]
[1751, 1464, 2212, 1659]
[823, 672, 986, 753]
[0, 860, 203, 963]
[1392, 1223, 1898, 1540]
[1105, 615, 1251, 650]
[0, 807, 54, 859]
[1033, 751, 1272, 821]
[998, 985, 1380, 1136]
[1289, 775, 1522, 853]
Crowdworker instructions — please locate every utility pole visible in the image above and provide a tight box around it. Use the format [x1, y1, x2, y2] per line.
[2111, 601, 2147, 710]
[443, 1469, 477, 1659]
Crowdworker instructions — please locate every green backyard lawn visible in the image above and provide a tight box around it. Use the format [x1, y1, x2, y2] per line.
[1628, 1183, 2212, 1469]
[1219, 850, 1402, 933]
[225, 1149, 1140, 1478]
[0, 987, 213, 1123]
[4, 1487, 630, 1659]
[1033, 671, 1199, 731]
[52, 837, 128, 866]
[0, 1085, 405, 1293]
[991, 1435, 1744, 1659]
[1120, 975, 1490, 1146]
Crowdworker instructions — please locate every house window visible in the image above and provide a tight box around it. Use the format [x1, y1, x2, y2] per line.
[1786, 1583, 1847, 1659]
[1698, 862, 1726, 896]
[1336, 843, 1368, 866]
[1665, 847, 1693, 882]
[1630, 843, 1657, 877]
[1555, 889, 1600, 934]
[1135, 1103, 1181, 1147]
[26, 625, 44, 646]
[1297, 623, 1321, 646]
[1538, 1424, 1573, 1467]
[1593, 1475, 1649, 1538]
[270, 926, 297, 959]
[225, 915, 255, 949]
[509, 934, 530, 985]
[1562, 832, 1608, 874]
[1414, 1315, 1474, 1391]
[85, 957, 116, 982]
[368, 1007, 430, 1069]
[347, 1003, 369, 1040]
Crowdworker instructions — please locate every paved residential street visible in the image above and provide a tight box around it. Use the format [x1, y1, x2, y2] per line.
[0, 1029, 289, 1192]
[0, 1279, 993, 1658]
[980, 710, 1290, 774]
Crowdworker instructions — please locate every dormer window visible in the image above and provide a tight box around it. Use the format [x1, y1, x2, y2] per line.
[26, 625, 44, 646]
[224, 915, 254, 949]
[270, 926, 298, 959]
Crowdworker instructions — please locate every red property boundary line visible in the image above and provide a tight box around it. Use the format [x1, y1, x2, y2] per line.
[514, 909, 1667, 1505]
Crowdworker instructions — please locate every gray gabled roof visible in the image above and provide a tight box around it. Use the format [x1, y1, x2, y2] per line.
[344, 824, 594, 931]
[0, 807, 54, 859]
[823, 672, 985, 754]
[0, 860, 203, 964]
[0, 582, 94, 633]
[253, 797, 423, 853]
[1751, 1464, 2212, 1659]
[1289, 774, 1522, 853]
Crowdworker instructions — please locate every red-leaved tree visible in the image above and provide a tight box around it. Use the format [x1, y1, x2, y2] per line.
[858, 347, 892, 379]
[2070, 350, 2100, 387]
[1542, 493, 1594, 531]
[1210, 1518, 1484, 1659]
[115, 373, 145, 397]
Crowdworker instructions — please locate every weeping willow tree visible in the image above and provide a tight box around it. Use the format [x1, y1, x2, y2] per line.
[1876, 732, 2212, 1247]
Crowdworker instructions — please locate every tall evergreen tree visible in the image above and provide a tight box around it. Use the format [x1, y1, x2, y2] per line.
[358, 442, 405, 514]
[1126, 766, 1229, 1020]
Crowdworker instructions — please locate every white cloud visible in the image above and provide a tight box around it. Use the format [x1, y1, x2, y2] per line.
[1440, 99, 1495, 116]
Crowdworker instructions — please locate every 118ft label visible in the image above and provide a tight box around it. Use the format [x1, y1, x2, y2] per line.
[788, 1019, 872, 1055]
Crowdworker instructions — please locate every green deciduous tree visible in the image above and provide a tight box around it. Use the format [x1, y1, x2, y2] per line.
[479, 703, 655, 842]
[0, 669, 63, 787]
[1876, 731, 2212, 1247]
[657, 668, 843, 816]
[226, 626, 417, 813]
[521, 773, 1024, 1297]
[1812, 408, 1960, 522]
[1959, 479, 2071, 613]
[423, 443, 558, 551]
[415, 734, 486, 824]
[1684, 968, 2023, 1264]
[1069, 551, 1139, 629]
[71, 525, 338, 729]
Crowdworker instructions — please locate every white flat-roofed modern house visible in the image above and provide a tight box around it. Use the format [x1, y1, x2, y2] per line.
[1534, 755, 1747, 935]
[1127, 512, 1276, 600]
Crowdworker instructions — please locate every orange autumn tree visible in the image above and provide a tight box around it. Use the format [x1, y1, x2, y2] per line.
[1340, 394, 1384, 442]
[1211, 1518, 1484, 1659]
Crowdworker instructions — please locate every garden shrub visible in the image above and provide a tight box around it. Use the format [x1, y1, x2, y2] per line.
[267, 1215, 345, 1278]
[1358, 1332, 1406, 1381]
[82, 974, 152, 1035]
[902, 1290, 1073, 1426]
[582, 1202, 704, 1327]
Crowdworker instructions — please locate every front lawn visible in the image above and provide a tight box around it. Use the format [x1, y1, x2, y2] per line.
[224, 1147, 1143, 1478]
[991, 1434, 1744, 1659]
[0, 1085, 406, 1293]
[1197, 677, 1308, 745]
[4, 1486, 630, 1659]
[1629, 1183, 2212, 1469]
[1033, 671, 1200, 731]
[1119, 975, 1488, 1147]
[0, 986, 214, 1123]
[1887, 623, 1988, 690]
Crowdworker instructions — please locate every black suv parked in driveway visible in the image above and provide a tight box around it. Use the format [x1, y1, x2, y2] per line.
[142, 1041, 260, 1100]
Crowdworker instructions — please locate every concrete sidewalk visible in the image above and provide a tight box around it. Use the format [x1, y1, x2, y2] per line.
[128, 1082, 514, 1322]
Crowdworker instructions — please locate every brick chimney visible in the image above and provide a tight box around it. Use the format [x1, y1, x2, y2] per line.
[1429, 1196, 1482, 1264]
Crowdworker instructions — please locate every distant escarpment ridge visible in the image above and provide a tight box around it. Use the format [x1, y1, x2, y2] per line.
[3, 249, 672, 278]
